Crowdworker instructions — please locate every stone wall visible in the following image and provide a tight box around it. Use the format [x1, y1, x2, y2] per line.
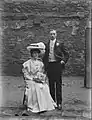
[1, 0, 90, 76]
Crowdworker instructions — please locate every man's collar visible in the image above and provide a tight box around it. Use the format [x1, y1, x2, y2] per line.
[50, 39, 56, 43]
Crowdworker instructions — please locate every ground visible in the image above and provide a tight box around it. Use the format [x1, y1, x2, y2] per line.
[0, 76, 91, 120]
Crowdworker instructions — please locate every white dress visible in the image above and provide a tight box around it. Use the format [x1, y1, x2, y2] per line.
[22, 58, 57, 113]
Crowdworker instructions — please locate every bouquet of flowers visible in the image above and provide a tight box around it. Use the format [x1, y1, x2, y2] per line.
[33, 72, 46, 83]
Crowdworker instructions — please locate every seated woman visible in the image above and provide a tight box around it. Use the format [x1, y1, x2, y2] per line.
[22, 42, 57, 113]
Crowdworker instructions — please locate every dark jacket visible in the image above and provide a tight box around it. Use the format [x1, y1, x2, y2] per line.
[43, 40, 69, 70]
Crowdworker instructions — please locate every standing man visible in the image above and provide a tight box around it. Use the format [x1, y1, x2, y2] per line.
[43, 29, 69, 110]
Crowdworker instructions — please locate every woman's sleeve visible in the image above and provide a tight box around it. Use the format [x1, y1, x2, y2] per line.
[22, 62, 32, 80]
[41, 62, 46, 73]
[41, 62, 49, 83]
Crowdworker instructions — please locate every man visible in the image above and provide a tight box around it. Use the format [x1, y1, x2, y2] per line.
[43, 29, 69, 110]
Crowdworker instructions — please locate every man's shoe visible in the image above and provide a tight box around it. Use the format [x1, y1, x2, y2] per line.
[57, 104, 62, 110]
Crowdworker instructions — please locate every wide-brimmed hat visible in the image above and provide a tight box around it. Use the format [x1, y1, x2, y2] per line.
[27, 42, 45, 53]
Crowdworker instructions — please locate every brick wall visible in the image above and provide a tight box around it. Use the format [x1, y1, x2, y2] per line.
[1, 0, 90, 76]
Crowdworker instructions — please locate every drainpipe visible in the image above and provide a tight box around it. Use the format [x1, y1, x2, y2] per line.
[84, 15, 91, 88]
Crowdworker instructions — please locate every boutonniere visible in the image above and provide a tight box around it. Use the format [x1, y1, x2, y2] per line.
[56, 42, 59, 46]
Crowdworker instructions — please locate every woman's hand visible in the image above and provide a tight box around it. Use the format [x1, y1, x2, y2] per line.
[60, 60, 65, 64]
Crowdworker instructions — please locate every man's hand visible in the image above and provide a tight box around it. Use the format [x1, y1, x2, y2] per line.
[60, 60, 65, 64]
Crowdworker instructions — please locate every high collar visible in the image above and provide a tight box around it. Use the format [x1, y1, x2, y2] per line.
[50, 39, 56, 44]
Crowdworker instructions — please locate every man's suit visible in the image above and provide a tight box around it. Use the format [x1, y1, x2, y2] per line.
[43, 40, 69, 106]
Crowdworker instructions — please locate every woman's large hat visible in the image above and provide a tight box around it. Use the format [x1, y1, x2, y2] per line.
[27, 42, 45, 53]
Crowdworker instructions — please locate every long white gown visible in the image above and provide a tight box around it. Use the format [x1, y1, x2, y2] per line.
[22, 58, 57, 113]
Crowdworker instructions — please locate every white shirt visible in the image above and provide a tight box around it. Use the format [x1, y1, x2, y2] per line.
[49, 39, 56, 62]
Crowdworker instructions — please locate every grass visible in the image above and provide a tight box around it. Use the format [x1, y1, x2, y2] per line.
[0, 76, 91, 119]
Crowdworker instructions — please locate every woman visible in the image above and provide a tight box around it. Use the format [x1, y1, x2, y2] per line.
[22, 42, 57, 113]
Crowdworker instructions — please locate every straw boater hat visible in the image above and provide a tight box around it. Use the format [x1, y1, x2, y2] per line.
[27, 42, 45, 54]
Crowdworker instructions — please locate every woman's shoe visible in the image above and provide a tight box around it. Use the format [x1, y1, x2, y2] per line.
[22, 113, 29, 116]
[22, 110, 29, 116]
[15, 113, 19, 116]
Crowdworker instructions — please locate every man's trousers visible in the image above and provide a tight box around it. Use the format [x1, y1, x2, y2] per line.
[47, 61, 62, 106]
